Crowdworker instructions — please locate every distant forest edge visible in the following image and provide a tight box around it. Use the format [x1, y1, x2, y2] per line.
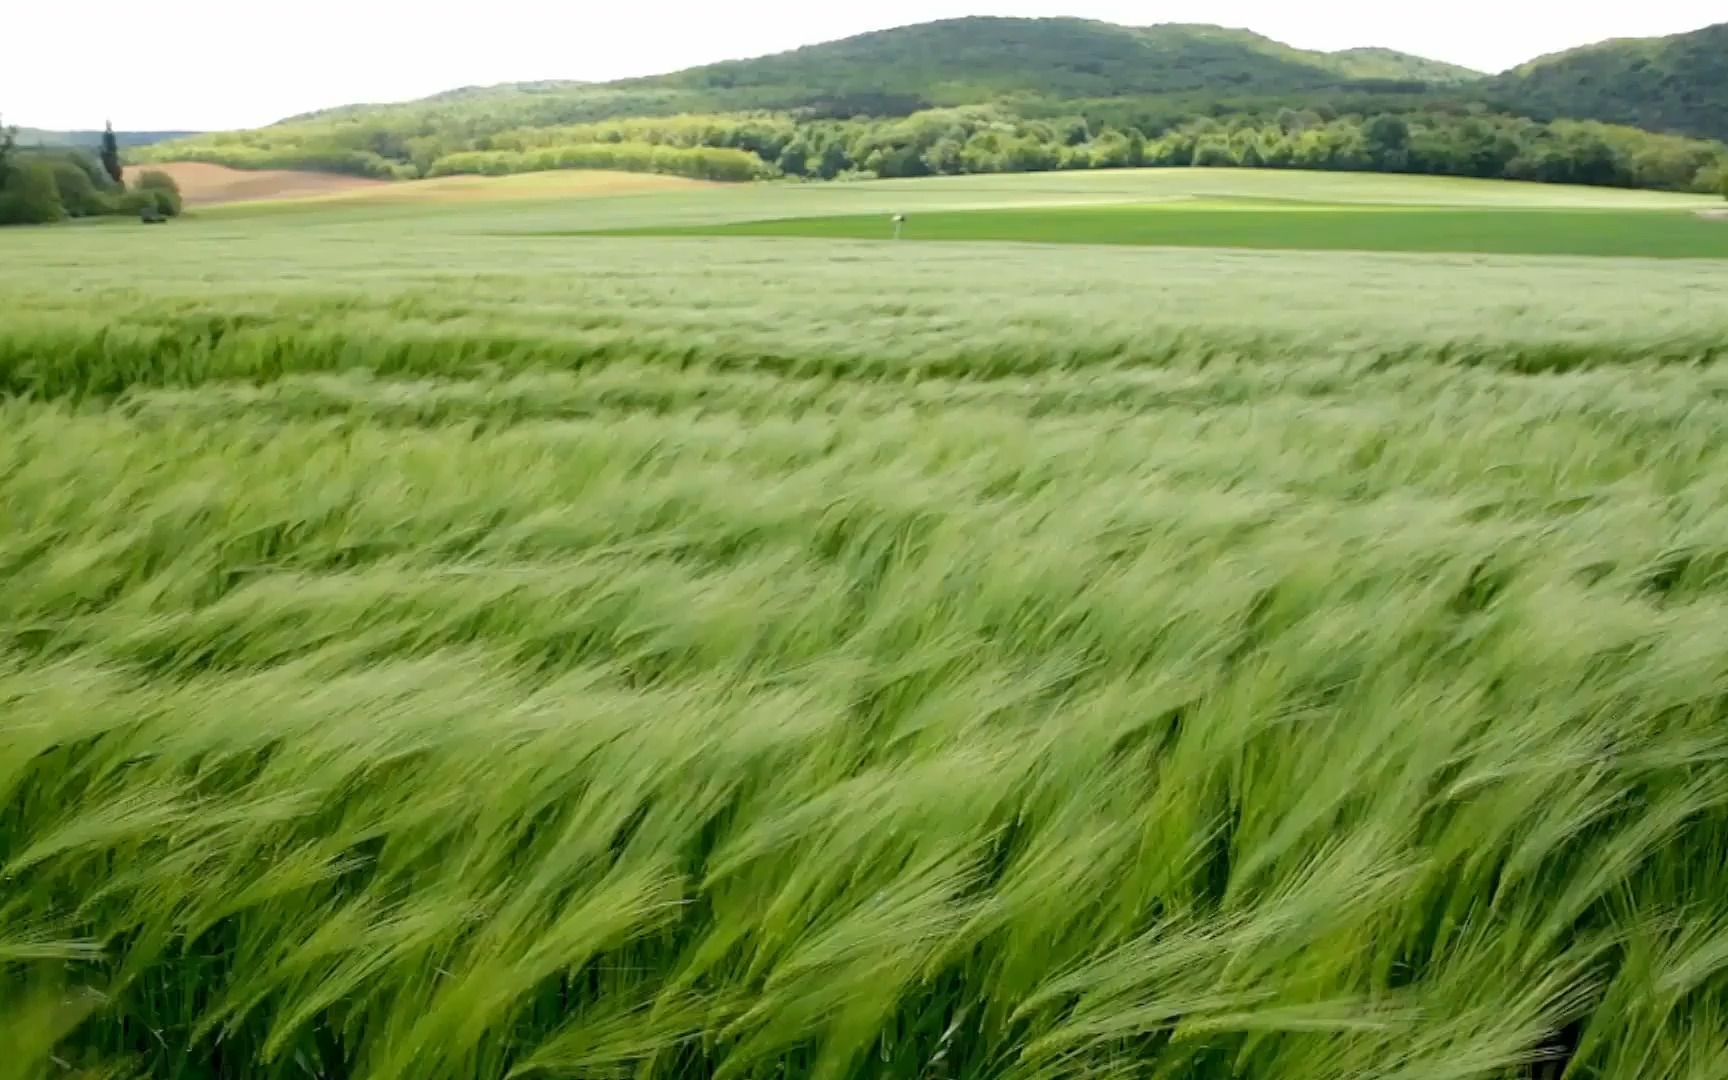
[133, 105, 1728, 195]
[119, 17, 1728, 196]
[0, 124, 186, 225]
[18, 128, 198, 149]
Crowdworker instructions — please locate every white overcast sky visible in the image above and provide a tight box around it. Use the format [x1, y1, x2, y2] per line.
[4, 1, 1722, 131]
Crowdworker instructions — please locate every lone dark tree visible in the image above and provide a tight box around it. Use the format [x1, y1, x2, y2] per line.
[0, 115, 16, 183]
[1363, 114, 1412, 172]
[100, 121, 124, 186]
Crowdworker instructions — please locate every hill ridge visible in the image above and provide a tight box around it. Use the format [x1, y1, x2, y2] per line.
[279, 17, 1479, 127]
[1488, 21, 1728, 141]
[130, 15, 1728, 199]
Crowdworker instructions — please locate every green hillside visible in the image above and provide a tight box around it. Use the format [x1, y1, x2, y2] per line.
[16, 128, 197, 149]
[126, 17, 1728, 198]
[273, 18, 1474, 128]
[1490, 23, 1728, 142]
[631, 18, 1481, 108]
[1328, 47, 1483, 83]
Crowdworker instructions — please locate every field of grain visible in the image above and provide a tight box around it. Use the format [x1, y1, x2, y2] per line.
[3, 170, 1728, 1080]
[570, 168, 1728, 259]
[635, 204, 1728, 258]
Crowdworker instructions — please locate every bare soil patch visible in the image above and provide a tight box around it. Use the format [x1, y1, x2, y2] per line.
[127, 163, 388, 206]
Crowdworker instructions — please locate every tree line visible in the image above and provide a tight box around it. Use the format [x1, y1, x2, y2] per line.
[135, 101, 1728, 196]
[1, 120, 184, 225]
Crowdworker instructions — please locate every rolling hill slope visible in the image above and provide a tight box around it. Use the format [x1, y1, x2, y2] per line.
[128, 16, 1728, 198]
[627, 18, 1481, 109]
[1489, 23, 1728, 142]
[1327, 48, 1483, 84]
[16, 128, 198, 149]
[273, 17, 1479, 130]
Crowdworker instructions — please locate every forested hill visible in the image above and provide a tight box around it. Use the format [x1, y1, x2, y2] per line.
[623, 18, 1482, 108]
[128, 16, 1728, 198]
[17, 129, 196, 149]
[1326, 49, 1486, 85]
[1487, 23, 1728, 143]
[280, 18, 1481, 127]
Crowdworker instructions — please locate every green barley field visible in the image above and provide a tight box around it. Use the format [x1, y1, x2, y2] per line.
[4, 168, 1728, 1080]
[632, 205, 1728, 259]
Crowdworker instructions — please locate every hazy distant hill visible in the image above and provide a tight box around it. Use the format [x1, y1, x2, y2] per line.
[1489, 23, 1728, 142]
[625, 18, 1483, 110]
[16, 128, 198, 150]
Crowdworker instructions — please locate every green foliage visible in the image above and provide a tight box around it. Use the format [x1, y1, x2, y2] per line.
[1327, 46, 1484, 83]
[1362, 113, 1411, 169]
[134, 167, 182, 197]
[0, 136, 157, 225]
[129, 17, 1728, 196]
[0, 144, 184, 226]
[652, 17, 1480, 108]
[1187, 135, 1232, 167]
[125, 189, 181, 219]
[3, 197, 1728, 1076]
[0, 158, 65, 224]
[489, 113, 799, 160]
[123, 170, 183, 218]
[933, 108, 1716, 191]
[141, 138, 418, 179]
[428, 141, 771, 181]
[0, 115, 15, 184]
[1490, 23, 1728, 142]
[49, 158, 114, 217]
[136, 96, 1728, 196]
[129, 17, 1492, 182]
[124, 15, 1728, 203]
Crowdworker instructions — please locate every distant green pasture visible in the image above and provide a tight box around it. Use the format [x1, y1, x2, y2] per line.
[611, 203, 1728, 259]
